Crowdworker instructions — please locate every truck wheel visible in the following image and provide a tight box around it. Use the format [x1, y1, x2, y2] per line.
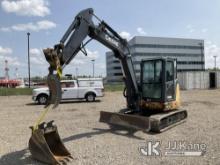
[37, 95, 48, 105]
[86, 93, 95, 102]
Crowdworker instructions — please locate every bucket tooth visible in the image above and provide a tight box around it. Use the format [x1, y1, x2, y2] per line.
[99, 111, 150, 131]
[29, 121, 72, 165]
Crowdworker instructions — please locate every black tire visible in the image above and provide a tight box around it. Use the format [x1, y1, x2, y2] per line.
[85, 93, 95, 102]
[37, 94, 48, 105]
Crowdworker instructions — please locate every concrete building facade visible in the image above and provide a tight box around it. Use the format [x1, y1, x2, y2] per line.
[106, 36, 205, 83]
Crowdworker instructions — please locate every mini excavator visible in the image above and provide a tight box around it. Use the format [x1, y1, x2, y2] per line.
[29, 8, 187, 165]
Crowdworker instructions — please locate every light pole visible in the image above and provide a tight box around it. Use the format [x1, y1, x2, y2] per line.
[75, 67, 78, 78]
[91, 59, 95, 77]
[213, 55, 217, 71]
[27, 32, 30, 88]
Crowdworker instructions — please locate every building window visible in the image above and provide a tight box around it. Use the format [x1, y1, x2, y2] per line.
[133, 44, 203, 50]
[177, 61, 204, 65]
[113, 66, 122, 69]
[133, 53, 202, 57]
[178, 69, 203, 72]
[113, 60, 120, 63]
[114, 73, 123, 76]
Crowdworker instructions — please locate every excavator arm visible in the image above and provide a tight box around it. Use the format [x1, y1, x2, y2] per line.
[44, 8, 139, 110]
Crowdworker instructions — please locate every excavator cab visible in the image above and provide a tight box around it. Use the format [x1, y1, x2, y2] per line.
[140, 58, 179, 111]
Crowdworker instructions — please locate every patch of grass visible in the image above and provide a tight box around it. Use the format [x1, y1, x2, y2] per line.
[104, 84, 125, 91]
[0, 88, 32, 96]
[0, 84, 125, 96]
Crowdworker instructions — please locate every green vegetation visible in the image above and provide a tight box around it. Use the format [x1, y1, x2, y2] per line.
[0, 88, 32, 96]
[104, 84, 124, 91]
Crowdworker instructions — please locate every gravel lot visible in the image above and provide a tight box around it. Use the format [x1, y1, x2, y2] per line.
[0, 90, 220, 165]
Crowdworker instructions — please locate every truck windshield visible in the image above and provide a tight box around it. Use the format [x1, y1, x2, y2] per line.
[142, 60, 162, 99]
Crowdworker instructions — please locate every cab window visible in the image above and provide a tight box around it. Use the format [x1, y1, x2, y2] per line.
[142, 60, 162, 99]
[65, 82, 75, 88]
[61, 82, 75, 88]
[166, 61, 174, 82]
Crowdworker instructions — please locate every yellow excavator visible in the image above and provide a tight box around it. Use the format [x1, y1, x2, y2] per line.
[29, 8, 187, 165]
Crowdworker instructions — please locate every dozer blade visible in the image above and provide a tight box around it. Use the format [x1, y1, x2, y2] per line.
[99, 111, 151, 131]
[29, 121, 73, 165]
[46, 74, 62, 109]
[100, 109, 187, 133]
[149, 109, 187, 133]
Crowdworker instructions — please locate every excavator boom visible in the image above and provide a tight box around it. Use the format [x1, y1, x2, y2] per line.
[44, 8, 139, 110]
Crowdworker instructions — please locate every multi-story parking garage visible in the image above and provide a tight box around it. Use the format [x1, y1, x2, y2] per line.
[106, 36, 204, 83]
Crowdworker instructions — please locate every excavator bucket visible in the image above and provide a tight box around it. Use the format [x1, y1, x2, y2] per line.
[46, 74, 62, 109]
[29, 121, 73, 165]
[99, 111, 151, 131]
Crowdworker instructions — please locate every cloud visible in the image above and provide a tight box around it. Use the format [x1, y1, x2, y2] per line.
[70, 49, 100, 65]
[137, 27, 147, 35]
[0, 46, 13, 55]
[201, 28, 208, 33]
[119, 31, 132, 40]
[0, 56, 21, 67]
[205, 41, 220, 68]
[30, 48, 47, 65]
[3, 56, 21, 66]
[0, 27, 11, 32]
[97, 63, 106, 69]
[1, 20, 56, 32]
[62, 49, 101, 76]
[186, 24, 195, 33]
[119, 28, 147, 40]
[1, 0, 50, 17]
[0, 46, 22, 67]
[86, 49, 99, 59]
[186, 24, 209, 35]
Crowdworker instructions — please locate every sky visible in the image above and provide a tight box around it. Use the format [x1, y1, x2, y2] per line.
[0, 0, 220, 78]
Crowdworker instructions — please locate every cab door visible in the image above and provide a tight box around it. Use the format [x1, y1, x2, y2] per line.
[141, 59, 163, 101]
[165, 60, 176, 101]
[61, 81, 78, 99]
